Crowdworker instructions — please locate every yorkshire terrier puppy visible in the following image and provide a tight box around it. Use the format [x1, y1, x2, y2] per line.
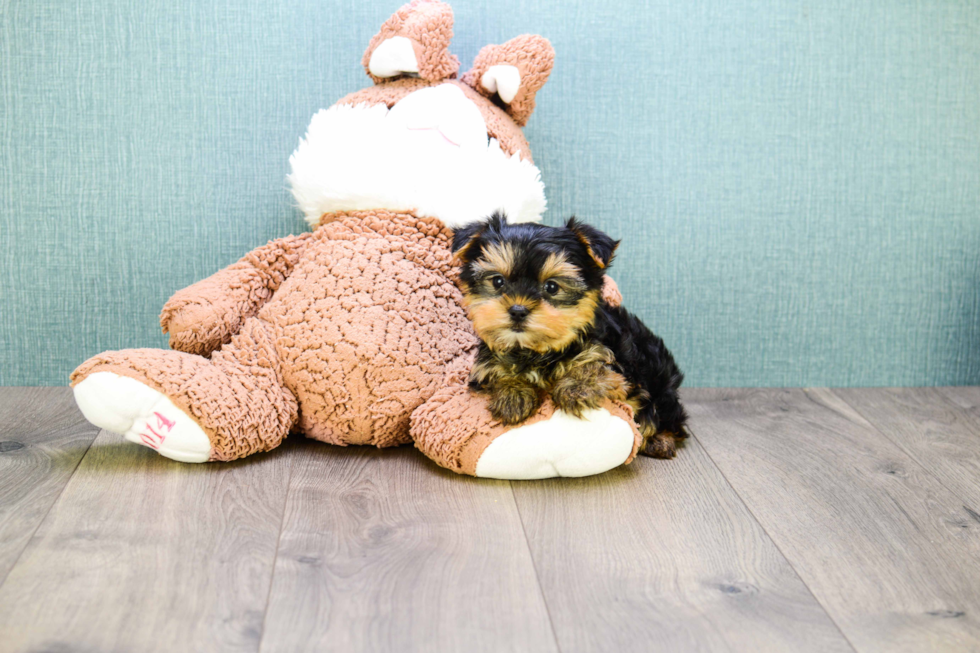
[452, 213, 687, 458]
[452, 212, 688, 458]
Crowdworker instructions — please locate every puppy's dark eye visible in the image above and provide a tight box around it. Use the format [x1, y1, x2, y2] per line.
[544, 280, 560, 295]
[492, 275, 505, 290]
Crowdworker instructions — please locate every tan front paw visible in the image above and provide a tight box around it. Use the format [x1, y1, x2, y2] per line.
[487, 384, 541, 425]
[551, 377, 606, 419]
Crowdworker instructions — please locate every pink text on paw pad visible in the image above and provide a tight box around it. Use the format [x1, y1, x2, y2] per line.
[139, 412, 176, 449]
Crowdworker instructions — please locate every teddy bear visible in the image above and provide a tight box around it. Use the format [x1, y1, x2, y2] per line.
[70, 0, 642, 479]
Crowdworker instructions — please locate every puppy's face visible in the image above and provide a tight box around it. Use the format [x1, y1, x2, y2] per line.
[453, 213, 619, 353]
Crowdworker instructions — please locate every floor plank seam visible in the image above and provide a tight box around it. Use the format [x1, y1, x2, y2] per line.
[255, 447, 297, 653]
[509, 481, 564, 653]
[0, 424, 99, 591]
[684, 420, 861, 653]
[826, 388, 980, 511]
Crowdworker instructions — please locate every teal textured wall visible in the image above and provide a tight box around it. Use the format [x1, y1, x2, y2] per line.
[2, 0, 978, 387]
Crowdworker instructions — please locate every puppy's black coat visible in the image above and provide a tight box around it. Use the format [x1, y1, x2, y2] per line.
[453, 212, 688, 458]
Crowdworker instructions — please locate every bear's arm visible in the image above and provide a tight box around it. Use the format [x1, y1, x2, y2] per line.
[160, 233, 315, 356]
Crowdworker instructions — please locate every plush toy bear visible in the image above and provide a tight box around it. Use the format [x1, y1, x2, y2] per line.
[71, 0, 642, 479]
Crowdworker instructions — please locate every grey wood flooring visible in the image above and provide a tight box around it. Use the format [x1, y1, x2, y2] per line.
[1, 387, 978, 652]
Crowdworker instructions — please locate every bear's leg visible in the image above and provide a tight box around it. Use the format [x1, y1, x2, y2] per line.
[71, 318, 297, 462]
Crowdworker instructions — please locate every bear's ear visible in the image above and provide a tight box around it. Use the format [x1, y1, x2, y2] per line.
[566, 217, 619, 270]
[362, 0, 460, 84]
[461, 35, 555, 127]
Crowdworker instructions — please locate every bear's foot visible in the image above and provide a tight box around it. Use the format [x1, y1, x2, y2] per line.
[411, 386, 642, 480]
[73, 372, 212, 463]
[474, 406, 636, 479]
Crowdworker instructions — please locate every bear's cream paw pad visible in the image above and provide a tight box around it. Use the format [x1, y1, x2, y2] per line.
[474, 408, 634, 480]
[73, 372, 211, 463]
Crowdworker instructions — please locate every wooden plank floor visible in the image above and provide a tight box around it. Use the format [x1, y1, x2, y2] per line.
[1, 388, 979, 652]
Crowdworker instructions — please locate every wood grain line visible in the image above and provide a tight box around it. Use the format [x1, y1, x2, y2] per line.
[686, 387, 980, 652]
[512, 430, 852, 652]
[259, 443, 559, 653]
[0, 427, 293, 653]
[832, 387, 980, 514]
[0, 387, 99, 588]
[510, 483, 564, 651]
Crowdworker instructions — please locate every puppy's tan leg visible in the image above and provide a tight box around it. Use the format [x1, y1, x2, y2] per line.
[552, 367, 628, 418]
[487, 378, 541, 425]
[550, 344, 628, 418]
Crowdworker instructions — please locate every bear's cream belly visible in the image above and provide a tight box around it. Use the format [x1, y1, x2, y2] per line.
[258, 222, 477, 447]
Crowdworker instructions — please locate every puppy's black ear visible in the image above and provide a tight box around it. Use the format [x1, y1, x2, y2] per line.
[566, 217, 619, 269]
[453, 212, 509, 260]
[486, 210, 509, 232]
[452, 222, 486, 260]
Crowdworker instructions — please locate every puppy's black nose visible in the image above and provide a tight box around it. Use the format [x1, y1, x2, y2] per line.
[508, 305, 530, 321]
